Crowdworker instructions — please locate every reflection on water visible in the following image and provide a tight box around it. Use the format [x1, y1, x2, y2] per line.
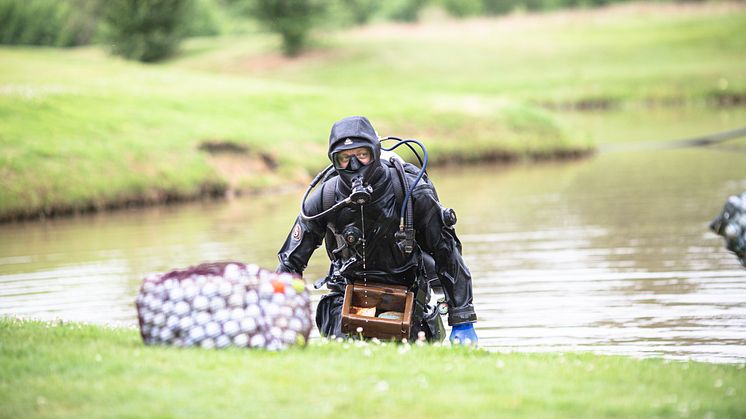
[1, 108, 745, 363]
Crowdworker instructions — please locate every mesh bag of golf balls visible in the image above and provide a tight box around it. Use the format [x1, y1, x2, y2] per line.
[135, 262, 312, 350]
[710, 192, 746, 267]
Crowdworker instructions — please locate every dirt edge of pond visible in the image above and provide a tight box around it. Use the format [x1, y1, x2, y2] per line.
[0, 144, 595, 223]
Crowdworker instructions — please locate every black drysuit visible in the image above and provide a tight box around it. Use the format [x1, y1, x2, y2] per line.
[276, 118, 477, 340]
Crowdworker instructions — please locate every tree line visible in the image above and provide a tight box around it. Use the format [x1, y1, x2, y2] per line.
[0, 0, 712, 62]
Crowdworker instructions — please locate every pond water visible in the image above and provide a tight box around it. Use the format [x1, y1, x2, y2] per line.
[1, 107, 745, 363]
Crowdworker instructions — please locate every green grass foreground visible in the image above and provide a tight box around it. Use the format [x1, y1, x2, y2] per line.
[1, 318, 744, 418]
[1, 2, 744, 220]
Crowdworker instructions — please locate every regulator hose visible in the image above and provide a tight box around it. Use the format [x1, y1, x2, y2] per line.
[299, 164, 350, 221]
[380, 137, 429, 222]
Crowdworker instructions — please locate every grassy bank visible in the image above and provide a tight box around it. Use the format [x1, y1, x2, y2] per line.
[1, 318, 744, 418]
[1, 2, 744, 221]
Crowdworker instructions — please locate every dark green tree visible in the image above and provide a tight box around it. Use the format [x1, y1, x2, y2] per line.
[250, 0, 323, 57]
[344, 0, 379, 25]
[103, 0, 193, 62]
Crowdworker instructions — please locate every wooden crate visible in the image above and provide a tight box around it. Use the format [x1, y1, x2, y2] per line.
[340, 283, 414, 341]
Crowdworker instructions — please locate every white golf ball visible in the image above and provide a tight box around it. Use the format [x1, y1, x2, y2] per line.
[201, 338, 215, 349]
[209, 296, 226, 312]
[153, 313, 166, 327]
[216, 335, 231, 349]
[202, 282, 218, 298]
[270, 327, 282, 339]
[246, 264, 260, 277]
[218, 282, 233, 298]
[159, 327, 174, 342]
[274, 316, 288, 329]
[230, 308, 245, 321]
[280, 306, 293, 318]
[233, 333, 249, 347]
[169, 287, 185, 302]
[166, 315, 180, 330]
[141, 310, 154, 325]
[245, 304, 261, 318]
[173, 301, 191, 317]
[259, 282, 274, 299]
[725, 223, 742, 239]
[179, 316, 194, 331]
[240, 317, 257, 334]
[192, 295, 209, 311]
[194, 311, 211, 326]
[224, 264, 241, 282]
[189, 326, 205, 342]
[228, 293, 244, 308]
[244, 290, 259, 305]
[263, 303, 279, 317]
[148, 297, 162, 312]
[195, 275, 207, 285]
[161, 300, 174, 316]
[183, 286, 198, 302]
[143, 281, 156, 293]
[289, 318, 303, 332]
[282, 329, 297, 344]
[205, 322, 221, 339]
[250, 334, 266, 348]
[271, 293, 286, 305]
[222, 320, 240, 337]
[213, 309, 230, 323]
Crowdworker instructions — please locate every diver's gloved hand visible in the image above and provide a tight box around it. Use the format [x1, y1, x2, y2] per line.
[449, 322, 478, 345]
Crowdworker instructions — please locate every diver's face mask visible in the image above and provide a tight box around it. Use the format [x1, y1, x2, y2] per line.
[333, 147, 372, 171]
[333, 147, 376, 204]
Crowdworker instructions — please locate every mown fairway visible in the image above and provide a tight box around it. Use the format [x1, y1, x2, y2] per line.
[1, 318, 744, 418]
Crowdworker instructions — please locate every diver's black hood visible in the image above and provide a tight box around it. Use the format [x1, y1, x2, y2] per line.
[327, 116, 385, 190]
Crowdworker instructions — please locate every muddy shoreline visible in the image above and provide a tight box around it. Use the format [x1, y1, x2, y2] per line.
[0, 146, 595, 223]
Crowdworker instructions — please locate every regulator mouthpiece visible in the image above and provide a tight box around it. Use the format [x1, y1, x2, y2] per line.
[349, 176, 372, 205]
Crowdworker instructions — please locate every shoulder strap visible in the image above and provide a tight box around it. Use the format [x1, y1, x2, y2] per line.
[387, 162, 406, 206]
[321, 177, 338, 213]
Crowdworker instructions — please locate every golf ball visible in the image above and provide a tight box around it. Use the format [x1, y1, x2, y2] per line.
[250, 334, 266, 348]
[194, 311, 211, 326]
[201, 282, 218, 298]
[192, 295, 209, 311]
[189, 326, 206, 342]
[223, 320, 240, 337]
[205, 322, 221, 339]
[209, 296, 226, 312]
[216, 335, 231, 349]
[233, 333, 249, 347]
[239, 317, 257, 334]
[228, 293, 244, 308]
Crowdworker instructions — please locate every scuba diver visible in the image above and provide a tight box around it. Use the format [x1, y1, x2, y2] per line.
[276, 116, 478, 344]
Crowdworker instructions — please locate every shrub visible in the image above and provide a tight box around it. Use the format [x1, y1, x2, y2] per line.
[250, 0, 324, 57]
[184, 0, 222, 37]
[442, 0, 483, 17]
[103, 0, 193, 62]
[383, 0, 429, 22]
[343, 0, 379, 25]
[0, 0, 102, 47]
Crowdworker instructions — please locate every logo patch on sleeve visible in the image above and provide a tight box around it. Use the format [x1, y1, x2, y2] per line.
[292, 223, 302, 241]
